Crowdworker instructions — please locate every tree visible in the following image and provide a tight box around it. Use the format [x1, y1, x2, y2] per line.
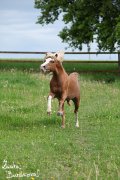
[34, 0, 120, 52]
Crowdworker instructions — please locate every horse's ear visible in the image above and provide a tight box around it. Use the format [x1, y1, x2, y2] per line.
[55, 53, 58, 58]
[54, 53, 58, 62]
[54, 51, 64, 62]
[45, 52, 55, 58]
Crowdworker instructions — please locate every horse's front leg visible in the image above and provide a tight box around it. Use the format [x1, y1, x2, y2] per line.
[57, 94, 66, 116]
[57, 100, 66, 128]
[47, 93, 54, 115]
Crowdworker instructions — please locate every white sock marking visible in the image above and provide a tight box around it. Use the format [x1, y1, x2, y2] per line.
[75, 112, 79, 127]
[47, 95, 52, 112]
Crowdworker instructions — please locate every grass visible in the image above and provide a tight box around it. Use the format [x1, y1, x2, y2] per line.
[0, 63, 120, 179]
[0, 58, 119, 73]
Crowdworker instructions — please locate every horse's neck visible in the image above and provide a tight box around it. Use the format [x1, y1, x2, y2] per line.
[52, 65, 67, 83]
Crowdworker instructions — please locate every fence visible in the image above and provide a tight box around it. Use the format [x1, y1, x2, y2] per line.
[0, 51, 120, 73]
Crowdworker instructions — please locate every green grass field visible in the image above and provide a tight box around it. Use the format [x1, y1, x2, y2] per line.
[0, 59, 119, 73]
[0, 62, 120, 179]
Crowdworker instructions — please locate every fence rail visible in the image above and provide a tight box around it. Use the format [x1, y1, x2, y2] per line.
[0, 51, 119, 73]
[0, 50, 119, 63]
[0, 51, 119, 54]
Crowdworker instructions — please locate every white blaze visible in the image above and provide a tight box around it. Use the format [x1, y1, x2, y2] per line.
[40, 58, 52, 72]
[41, 58, 52, 67]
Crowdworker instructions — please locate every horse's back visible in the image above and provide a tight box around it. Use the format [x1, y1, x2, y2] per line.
[67, 72, 80, 99]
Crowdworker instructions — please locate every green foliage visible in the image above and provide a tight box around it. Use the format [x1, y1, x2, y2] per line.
[35, 0, 120, 51]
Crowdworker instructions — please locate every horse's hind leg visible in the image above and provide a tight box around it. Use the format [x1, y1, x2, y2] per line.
[61, 103, 65, 128]
[73, 97, 80, 128]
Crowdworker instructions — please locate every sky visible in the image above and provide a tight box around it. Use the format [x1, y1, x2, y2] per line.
[0, 0, 118, 60]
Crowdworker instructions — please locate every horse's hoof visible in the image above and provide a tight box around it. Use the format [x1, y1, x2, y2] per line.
[61, 125, 65, 129]
[47, 111, 51, 116]
[57, 111, 63, 116]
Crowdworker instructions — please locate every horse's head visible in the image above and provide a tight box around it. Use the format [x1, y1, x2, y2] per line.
[40, 51, 64, 73]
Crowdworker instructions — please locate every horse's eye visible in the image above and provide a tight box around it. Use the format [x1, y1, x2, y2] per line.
[51, 60, 54, 63]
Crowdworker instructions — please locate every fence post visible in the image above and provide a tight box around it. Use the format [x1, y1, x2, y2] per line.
[118, 52, 120, 74]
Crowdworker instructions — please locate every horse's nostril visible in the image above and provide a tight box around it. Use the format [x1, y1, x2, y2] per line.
[41, 65, 45, 69]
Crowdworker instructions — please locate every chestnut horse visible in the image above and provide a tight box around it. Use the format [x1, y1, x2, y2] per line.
[40, 51, 80, 128]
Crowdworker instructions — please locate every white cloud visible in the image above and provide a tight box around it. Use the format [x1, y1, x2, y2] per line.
[0, 8, 65, 52]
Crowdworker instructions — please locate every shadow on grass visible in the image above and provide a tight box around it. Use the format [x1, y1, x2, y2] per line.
[40, 116, 62, 127]
[91, 73, 119, 83]
[0, 114, 61, 131]
[80, 72, 120, 84]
